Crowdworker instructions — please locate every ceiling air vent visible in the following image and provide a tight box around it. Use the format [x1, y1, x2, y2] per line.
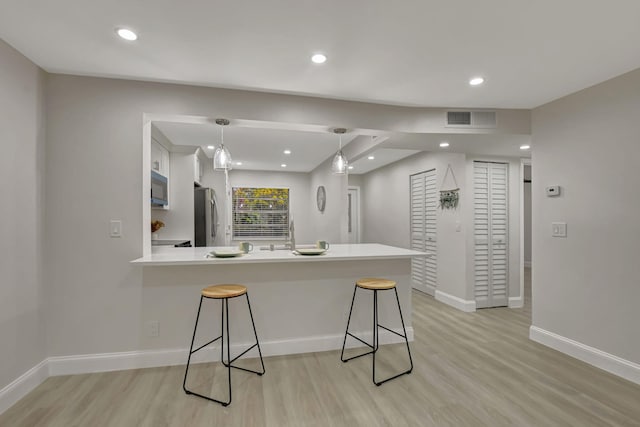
[446, 111, 496, 128]
[447, 111, 471, 125]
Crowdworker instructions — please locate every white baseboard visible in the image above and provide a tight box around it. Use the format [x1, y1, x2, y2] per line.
[48, 327, 413, 377]
[524, 261, 532, 268]
[529, 326, 640, 385]
[1, 328, 415, 414]
[0, 359, 49, 416]
[48, 328, 412, 377]
[435, 290, 476, 312]
[508, 296, 524, 308]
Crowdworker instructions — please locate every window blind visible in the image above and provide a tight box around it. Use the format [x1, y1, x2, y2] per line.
[232, 187, 290, 239]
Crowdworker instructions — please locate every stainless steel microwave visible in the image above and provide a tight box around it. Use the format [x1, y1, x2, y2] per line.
[151, 171, 168, 206]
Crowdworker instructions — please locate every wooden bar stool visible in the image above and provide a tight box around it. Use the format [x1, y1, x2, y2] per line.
[183, 284, 265, 406]
[340, 278, 413, 386]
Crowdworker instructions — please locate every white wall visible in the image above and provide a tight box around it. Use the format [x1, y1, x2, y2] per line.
[226, 169, 315, 244]
[41, 73, 528, 361]
[360, 151, 522, 305]
[309, 157, 349, 243]
[531, 68, 640, 366]
[0, 40, 46, 390]
[360, 151, 468, 301]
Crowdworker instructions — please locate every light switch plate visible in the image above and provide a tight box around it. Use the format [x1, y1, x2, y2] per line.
[110, 220, 122, 237]
[552, 222, 567, 237]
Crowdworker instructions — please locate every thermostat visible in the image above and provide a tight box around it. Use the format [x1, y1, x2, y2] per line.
[546, 186, 561, 197]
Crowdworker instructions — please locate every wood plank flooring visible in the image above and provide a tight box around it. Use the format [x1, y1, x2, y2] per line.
[2, 269, 640, 426]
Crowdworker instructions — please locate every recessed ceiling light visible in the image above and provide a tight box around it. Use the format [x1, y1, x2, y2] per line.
[116, 28, 138, 41]
[439, 142, 450, 148]
[520, 144, 531, 150]
[348, 166, 354, 170]
[284, 149, 291, 155]
[281, 164, 287, 168]
[469, 77, 484, 86]
[207, 145, 214, 149]
[368, 156, 375, 160]
[236, 161, 243, 166]
[311, 53, 327, 64]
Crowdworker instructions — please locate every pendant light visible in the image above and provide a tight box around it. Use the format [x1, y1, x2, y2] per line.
[331, 128, 348, 175]
[213, 118, 232, 171]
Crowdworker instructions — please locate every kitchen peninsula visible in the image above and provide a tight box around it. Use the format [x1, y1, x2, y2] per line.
[132, 244, 426, 358]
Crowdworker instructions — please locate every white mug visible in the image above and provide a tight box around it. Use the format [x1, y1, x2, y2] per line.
[316, 240, 330, 250]
[238, 242, 254, 253]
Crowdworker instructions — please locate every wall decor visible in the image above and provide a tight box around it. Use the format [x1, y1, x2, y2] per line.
[439, 164, 460, 210]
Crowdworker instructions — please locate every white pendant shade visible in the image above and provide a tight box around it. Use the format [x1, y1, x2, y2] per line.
[332, 150, 348, 174]
[331, 127, 348, 175]
[213, 118, 232, 171]
[213, 143, 232, 170]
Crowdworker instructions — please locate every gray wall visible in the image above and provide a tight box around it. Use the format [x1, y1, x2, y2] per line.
[0, 40, 46, 389]
[361, 151, 469, 300]
[532, 68, 640, 364]
[226, 169, 316, 244]
[48, 74, 530, 358]
[361, 151, 522, 303]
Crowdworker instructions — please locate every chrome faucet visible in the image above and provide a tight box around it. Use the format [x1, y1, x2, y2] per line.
[287, 216, 296, 250]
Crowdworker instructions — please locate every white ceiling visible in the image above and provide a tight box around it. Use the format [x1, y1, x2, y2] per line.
[349, 133, 531, 174]
[1, 1, 639, 108]
[154, 121, 357, 173]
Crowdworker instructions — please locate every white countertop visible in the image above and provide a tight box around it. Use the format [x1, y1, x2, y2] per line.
[131, 243, 428, 266]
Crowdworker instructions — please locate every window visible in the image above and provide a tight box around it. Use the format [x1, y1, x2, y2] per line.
[232, 187, 290, 239]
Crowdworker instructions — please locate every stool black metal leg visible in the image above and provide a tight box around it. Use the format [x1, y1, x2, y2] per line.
[340, 285, 358, 361]
[372, 289, 378, 385]
[340, 285, 413, 386]
[372, 288, 413, 386]
[184, 291, 265, 406]
[341, 286, 376, 362]
[224, 298, 231, 406]
[183, 295, 204, 395]
[394, 287, 413, 374]
[245, 293, 266, 375]
[220, 299, 225, 367]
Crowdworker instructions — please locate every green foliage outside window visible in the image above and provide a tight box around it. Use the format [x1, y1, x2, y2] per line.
[233, 187, 290, 239]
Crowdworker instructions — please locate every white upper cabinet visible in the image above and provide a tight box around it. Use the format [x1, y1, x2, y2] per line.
[151, 137, 170, 177]
[193, 148, 205, 185]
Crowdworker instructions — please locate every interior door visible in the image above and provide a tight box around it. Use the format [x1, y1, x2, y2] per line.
[474, 161, 508, 308]
[347, 187, 360, 244]
[410, 169, 437, 295]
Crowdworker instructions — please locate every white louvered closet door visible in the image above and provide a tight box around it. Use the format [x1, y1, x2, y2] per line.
[473, 162, 508, 308]
[411, 169, 437, 295]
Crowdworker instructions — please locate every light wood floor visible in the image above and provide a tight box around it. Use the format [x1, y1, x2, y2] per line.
[2, 269, 640, 426]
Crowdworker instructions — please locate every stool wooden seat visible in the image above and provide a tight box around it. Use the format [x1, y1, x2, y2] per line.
[202, 284, 247, 299]
[356, 278, 396, 290]
[183, 283, 265, 406]
[341, 277, 413, 386]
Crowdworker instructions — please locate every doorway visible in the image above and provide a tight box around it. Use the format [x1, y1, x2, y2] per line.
[410, 169, 438, 296]
[347, 186, 361, 244]
[473, 161, 509, 308]
[518, 159, 532, 308]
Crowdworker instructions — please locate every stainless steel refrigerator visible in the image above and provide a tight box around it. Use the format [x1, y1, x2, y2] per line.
[194, 187, 218, 247]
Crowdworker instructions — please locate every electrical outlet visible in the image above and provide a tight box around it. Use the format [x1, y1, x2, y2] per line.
[146, 320, 159, 337]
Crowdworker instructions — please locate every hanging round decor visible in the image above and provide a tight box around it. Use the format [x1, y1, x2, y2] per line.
[439, 164, 460, 210]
